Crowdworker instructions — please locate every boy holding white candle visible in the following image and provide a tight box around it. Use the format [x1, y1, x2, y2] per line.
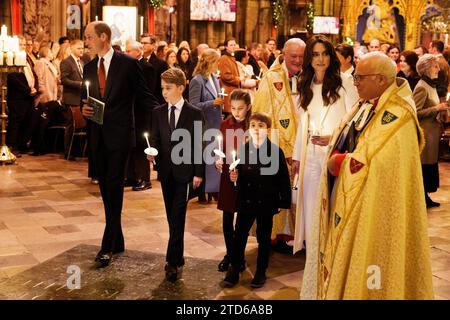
[223, 112, 291, 289]
[147, 68, 205, 282]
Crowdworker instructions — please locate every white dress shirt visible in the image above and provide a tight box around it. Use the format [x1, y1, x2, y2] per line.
[97, 47, 115, 78]
[168, 98, 185, 127]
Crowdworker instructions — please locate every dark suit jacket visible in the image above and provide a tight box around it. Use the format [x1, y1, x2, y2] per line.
[60, 55, 83, 106]
[82, 50, 158, 152]
[135, 58, 157, 145]
[148, 52, 169, 105]
[151, 101, 205, 183]
[237, 139, 291, 215]
[7, 72, 32, 102]
[139, 58, 157, 94]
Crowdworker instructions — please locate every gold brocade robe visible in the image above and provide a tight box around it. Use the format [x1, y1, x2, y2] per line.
[253, 57, 298, 237]
[302, 78, 434, 300]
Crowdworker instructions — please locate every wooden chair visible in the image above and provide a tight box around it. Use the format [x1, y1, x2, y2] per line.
[66, 106, 87, 160]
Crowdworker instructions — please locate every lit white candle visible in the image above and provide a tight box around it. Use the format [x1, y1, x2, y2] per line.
[232, 150, 237, 187]
[3, 37, 11, 52]
[12, 36, 19, 52]
[15, 51, 26, 66]
[1, 25, 7, 38]
[95, 15, 98, 21]
[217, 135, 222, 153]
[20, 51, 27, 66]
[140, 16, 144, 36]
[85, 81, 90, 98]
[144, 132, 151, 148]
[6, 51, 14, 66]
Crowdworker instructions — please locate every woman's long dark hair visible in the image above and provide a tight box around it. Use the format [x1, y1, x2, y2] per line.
[176, 47, 193, 80]
[299, 35, 342, 110]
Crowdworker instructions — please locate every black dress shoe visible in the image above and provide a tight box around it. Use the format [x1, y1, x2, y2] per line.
[425, 193, 440, 208]
[95, 251, 112, 268]
[132, 180, 152, 191]
[250, 269, 267, 288]
[426, 200, 440, 208]
[272, 240, 293, 254]
[223, 266, 240, 288]
[165, 263, 182, 282]
[124, 178, 137, 187]
[218, 255, 230, 272]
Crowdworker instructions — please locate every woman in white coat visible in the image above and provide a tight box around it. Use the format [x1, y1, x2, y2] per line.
[292, 35, 359, 253]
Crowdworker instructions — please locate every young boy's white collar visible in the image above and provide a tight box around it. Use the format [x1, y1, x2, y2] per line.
[168, 98, 185, 110]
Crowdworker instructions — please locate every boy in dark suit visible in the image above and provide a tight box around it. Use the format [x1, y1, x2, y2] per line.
[224, 112, 291, 288]
[148, 68, 205, 282]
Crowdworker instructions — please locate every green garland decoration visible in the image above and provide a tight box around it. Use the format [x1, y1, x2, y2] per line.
[306, 2, 314, 34]
[148, 0, 166, 9]
[272, 0, 284, 27]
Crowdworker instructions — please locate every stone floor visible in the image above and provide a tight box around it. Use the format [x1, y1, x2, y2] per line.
[0, 154, 449, 300]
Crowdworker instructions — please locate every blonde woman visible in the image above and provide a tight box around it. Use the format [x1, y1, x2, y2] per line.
[189, 48, 224, 202]
[35, 46, 59, 104]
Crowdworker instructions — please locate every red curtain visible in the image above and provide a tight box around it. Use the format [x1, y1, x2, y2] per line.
[11, 0, 21, 35]
[148, 8, 155, 34]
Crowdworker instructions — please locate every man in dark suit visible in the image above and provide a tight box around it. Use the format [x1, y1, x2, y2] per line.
[140, 33, 168, 105]
[148, 68, 205, 282]
[124, 40, 157, 191]
[60, 39, 85, 158]
[81, 22, 159, 268]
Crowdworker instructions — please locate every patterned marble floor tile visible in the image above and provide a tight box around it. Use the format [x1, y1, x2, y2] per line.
[0, 154, 449, 300]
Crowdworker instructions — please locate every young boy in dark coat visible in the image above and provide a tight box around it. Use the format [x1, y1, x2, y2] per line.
[223, 112, 291, 288]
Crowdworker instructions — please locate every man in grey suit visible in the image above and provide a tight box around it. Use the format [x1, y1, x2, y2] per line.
[60, 39, 85, 159]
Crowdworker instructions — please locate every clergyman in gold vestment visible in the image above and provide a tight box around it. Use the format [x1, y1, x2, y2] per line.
[301, 52, 434, 300]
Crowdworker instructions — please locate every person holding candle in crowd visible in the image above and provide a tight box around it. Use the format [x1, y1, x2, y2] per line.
[189, 48, 224, 203]
[223, 112, 291, 288]
[215, 89, 251, 272]
[81, 21, 158, 268]
[148, 68, 205, 282]
[291, 35, 358, 254]
[252, 38, 306, 253]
